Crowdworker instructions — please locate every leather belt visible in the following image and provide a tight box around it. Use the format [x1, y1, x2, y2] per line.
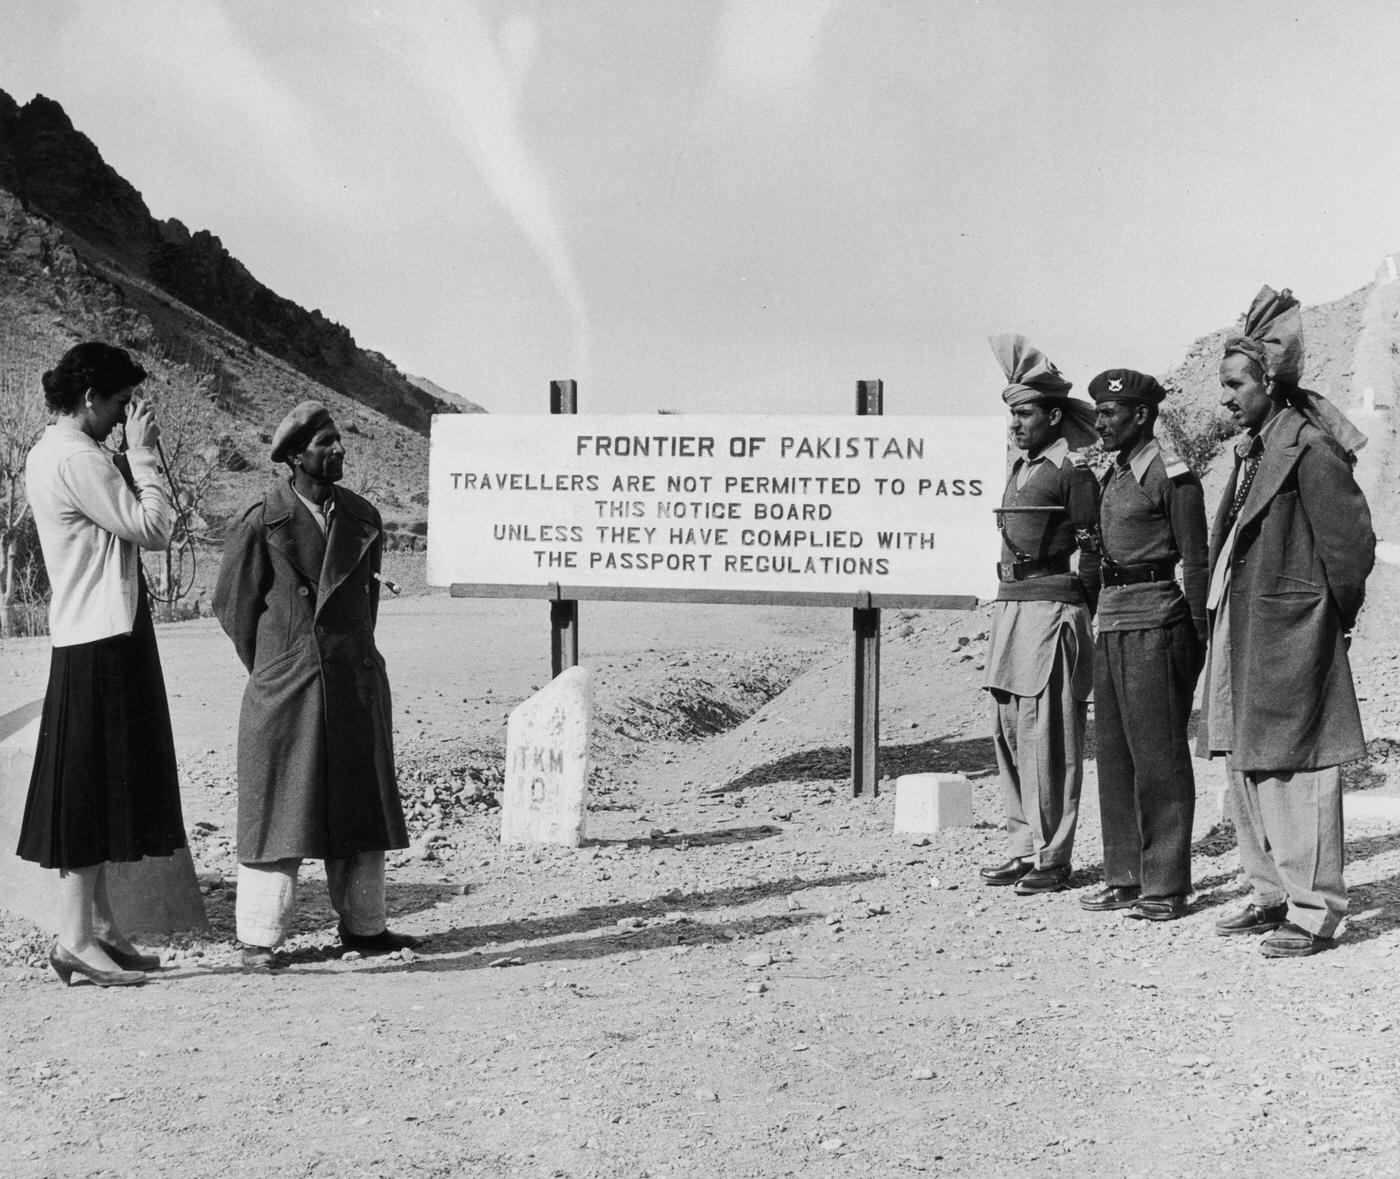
[1101, 559, 1177, 586]
[997, 554, 1071, 582]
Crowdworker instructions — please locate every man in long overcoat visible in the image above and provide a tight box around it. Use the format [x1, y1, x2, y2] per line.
[1197, 287, 1374, 958]
[214, 401, 416, 970]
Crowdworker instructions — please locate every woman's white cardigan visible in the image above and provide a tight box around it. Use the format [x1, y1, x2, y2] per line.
[25, 420, 174, 647]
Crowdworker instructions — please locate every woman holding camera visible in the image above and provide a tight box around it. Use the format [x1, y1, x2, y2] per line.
[18, 342, 187, 987]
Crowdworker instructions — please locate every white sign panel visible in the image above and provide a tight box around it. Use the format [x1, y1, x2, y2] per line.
[427, 414, 1005, 603]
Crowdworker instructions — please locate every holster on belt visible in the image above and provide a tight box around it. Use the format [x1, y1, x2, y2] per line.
[996, 553, 1072, 582]
[1100, 558, 1178, 586]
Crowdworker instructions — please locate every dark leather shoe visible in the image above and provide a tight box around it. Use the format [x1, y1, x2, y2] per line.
[1014, 865, 1071, 894]
[1214, 902, 1287, 936]
[980, 857, 1034, 886]
[1079, 885, 1141, 911]
[241, 945, 280, 972]
[1127, 895, 1189, 922]
[339, 924, 421, 955]
[99, 939, 161, 972]
[1260, 921, 1335, 958]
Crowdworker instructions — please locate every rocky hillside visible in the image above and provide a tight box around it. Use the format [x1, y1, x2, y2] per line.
[0, 188, 427, 542]
[0, 89, 483, 434]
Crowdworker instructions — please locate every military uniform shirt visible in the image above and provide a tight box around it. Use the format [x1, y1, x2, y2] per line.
[994, 437, 1100, 607]
[1096, 438, 1208, 634]
[985, 437, 1098, 700]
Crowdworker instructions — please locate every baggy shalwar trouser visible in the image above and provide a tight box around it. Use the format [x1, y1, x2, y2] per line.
[236, 851, 387, 948]
[990, 628, 1086, 870]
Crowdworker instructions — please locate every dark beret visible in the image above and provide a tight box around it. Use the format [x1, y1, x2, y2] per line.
[270, 401, 334, 463]
[1087, 369, 1166, 406]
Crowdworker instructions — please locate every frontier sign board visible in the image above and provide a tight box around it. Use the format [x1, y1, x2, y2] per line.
[427, 414, 1006, 606]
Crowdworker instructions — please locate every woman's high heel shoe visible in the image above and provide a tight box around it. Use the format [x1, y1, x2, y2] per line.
[98, 940, 161, 972]
[49, 942, 146, 988]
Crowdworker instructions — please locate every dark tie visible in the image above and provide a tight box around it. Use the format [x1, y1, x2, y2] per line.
[1228, 438, 1261, 523]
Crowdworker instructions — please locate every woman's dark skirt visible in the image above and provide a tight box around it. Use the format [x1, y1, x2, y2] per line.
[16, 585, 187, 870]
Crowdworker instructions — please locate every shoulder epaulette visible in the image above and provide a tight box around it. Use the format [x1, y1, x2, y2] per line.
[1161, 452, 1192, 481]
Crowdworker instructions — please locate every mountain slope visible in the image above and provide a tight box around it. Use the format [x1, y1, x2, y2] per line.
[0, 88, 482, 432]
[0, 187, 428, 535]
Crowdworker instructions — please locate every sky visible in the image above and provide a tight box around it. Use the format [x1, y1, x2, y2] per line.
[2, 0, 1399, 417]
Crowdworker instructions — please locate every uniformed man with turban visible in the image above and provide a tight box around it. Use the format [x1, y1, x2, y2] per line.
[1198, 287, 1374, 957]
[980, 335, 1101, 894]
[213, 401, 418, 970]
[1079, 369, 1207, 921]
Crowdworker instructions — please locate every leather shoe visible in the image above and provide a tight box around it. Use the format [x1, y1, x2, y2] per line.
[1079, 885, 1141, 912]
[980, 857, 1033, 887]
[1260, 921, 1334, 958]
[1127, 895, 1189, 922]
[99, 939, 161, 972]
[241, 945, 280, 972]
[1214, 902, 1287, 936]
[49, 942, 145, 988]
[1014, 865, 1071, 894]
[339, 924, 421, 955]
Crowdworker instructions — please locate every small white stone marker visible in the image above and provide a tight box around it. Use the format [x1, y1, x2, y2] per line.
[893, 772, 973, 833]
[501, 666, 592, 846]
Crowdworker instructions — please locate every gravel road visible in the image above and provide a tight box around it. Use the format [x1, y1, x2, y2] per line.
[2, 593, 1398, 1178]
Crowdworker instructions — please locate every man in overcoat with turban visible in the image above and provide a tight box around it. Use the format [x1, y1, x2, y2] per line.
[1198, 287, 1374, 957]
[214, 401, 417, 971]
[980, 336, 1101, 895]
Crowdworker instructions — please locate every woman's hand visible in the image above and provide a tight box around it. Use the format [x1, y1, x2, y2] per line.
[124, 398, 161, 450]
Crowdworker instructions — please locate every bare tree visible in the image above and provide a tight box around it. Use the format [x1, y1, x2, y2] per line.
[135, 355, 231, 619]
[0, 329, 48, 636]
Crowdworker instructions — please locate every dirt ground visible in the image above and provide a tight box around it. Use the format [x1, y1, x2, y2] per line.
[2, 586, 1400, 1178]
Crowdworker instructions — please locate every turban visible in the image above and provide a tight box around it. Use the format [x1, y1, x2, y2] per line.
[270, 400, 334, 463]
[1224, 285, 1367, 457]
[989, 333, 1098, 449]
[1087, 369, 1166, 406]
[1223, 285, 1303, 386]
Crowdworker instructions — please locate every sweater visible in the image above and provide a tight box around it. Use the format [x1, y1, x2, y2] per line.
[25, 420, 174, 646]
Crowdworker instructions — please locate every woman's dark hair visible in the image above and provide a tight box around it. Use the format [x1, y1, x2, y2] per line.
[41, 342, 147, 413]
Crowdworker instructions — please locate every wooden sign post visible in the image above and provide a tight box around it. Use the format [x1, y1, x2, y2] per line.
[852, 379, 882, 797]
[549, 379, 580, 676]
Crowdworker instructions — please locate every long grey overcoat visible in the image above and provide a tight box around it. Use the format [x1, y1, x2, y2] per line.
[1196, 408, 1374, 771]
[213, 480, 408, 863]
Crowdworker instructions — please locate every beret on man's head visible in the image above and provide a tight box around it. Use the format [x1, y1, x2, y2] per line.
[270, 401, 333, 463]
[1087, 369, 1166, 407]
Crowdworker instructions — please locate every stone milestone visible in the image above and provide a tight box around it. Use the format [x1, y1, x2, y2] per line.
[502, 666, 592, 847]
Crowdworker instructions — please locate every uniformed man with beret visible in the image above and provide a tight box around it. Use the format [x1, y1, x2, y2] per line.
[1080, 369, 1208, 921]
[981, 335, 1101, 895]
[213, 401, 418, 970]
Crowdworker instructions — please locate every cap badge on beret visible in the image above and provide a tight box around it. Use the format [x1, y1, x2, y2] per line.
[1087, 368, 1166, 406]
